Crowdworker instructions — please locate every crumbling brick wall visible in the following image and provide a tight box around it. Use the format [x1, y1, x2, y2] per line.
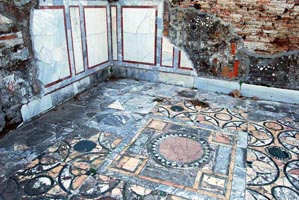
[169, 0, 299, 54]
[166, 0, 299, 90]
[0, 0, 38, 134]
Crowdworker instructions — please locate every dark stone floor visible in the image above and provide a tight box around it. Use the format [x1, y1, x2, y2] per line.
[0, 79, 298, 199]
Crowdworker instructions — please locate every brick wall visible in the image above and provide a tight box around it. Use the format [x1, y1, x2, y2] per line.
[166, 0, 299, 90]
[169, 0, 299, 54]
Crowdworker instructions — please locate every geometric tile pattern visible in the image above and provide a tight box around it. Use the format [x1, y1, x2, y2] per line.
[0, 131, 188, 200]
[1, 79, 299, 200]
[152, 99, 248, 131]
[245, 120, 299, 199]
[107, 118, 243, 199]
[0, 133, 122, 199]
[152, 99, 299, 199]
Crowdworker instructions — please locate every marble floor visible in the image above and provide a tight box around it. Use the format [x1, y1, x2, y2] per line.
[0, 79, 298, 199]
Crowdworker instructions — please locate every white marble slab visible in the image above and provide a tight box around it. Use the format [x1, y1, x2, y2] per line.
[32, 8, 71, 86]
[161, 37, 174, 67]
[122, 7, 156, 65]
[21, 95, 53, 121]
[179, 50, 193, 69]
[159, 72, 194, 88]
[111, 6, 118, 60]
[84, 7, 109, 68]
[70, 6, 84, 74]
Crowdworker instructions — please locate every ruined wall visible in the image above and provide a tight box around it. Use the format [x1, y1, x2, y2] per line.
[0, 0, 114, 135]
[166, 0, 299, 90]
[169, 0, 299, 54]
[0, 1, 38, 134]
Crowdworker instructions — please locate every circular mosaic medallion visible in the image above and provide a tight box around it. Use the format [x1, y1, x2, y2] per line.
[148, 132, 211, 168]
[272, 186, 299, 200]
[247, 149, 279, 186]
[24, 175, 54, 196]
[0, 178, 19, 199]
[214, 113, 233, 121]
[170, 105, 184, 112]
[74, 140, 96, 152]
[265, 146, 291, 161]
[278, 131, 299, 154]
[263, 121, 283, 131]
[248, 123, 274, 147]
[285, 160, 299, 190]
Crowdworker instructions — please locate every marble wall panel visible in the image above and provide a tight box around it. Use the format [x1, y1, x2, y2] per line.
[70, 6, 84, 74]
[161, 37, 174, 67]
[84, 6, 109, 69]
[122, 6, 157, 65]
[111, 6, 118, 60]
[179, 50, 193, 70]
[32, 7, 71, 87]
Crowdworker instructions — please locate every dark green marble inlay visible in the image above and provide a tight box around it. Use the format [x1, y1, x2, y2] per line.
[266, 146, 291, 161]
[170, 105, 184, 112]
[74, 140, 96, 152]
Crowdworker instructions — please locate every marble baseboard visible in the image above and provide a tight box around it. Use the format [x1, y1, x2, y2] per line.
[112, 66, 299, 104]
[21, 68, 111, 122]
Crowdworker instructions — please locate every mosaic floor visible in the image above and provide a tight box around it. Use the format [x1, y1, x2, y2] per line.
[152, 97, 299, 199]
[0, 79, 298, 199]
[107, 118, 244, 199]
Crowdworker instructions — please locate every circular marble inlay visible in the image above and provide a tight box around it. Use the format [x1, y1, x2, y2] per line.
[170, 105, 184, 112]
[159, 137, 204, 163]
[74, 140, 96, 152]
[148, 132, 211, 168]
[265, 146, 291, 161]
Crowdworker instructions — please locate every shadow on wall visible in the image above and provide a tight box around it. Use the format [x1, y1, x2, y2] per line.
[165, 0, 299, 90]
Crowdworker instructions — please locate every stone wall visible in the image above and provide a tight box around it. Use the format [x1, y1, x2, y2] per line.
[166, 0, 299, 90]
[0, 1, 38, 134]
[168, 0, 299, 54]
[1, 0, 114, 135]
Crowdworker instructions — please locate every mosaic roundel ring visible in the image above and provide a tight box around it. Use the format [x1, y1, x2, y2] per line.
[148, 132, 211, 169]
[284, 160, 299, 190]
[24, 175, 54, 196]
[271, 186, 299, 199]
[278, 130, 299, 154]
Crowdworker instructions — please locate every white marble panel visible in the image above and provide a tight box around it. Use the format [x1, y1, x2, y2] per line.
[122, 7, 156, 64]
[70, 6, 84, 74]
[179, 50, 193, 69]
[84, 7, 109, 68]
[161, 37, 174, 67]
[32, 8, 71, 86]
[111, 6, 118, 60]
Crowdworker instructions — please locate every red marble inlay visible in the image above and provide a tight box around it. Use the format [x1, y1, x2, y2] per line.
[159, 136, 203, 163]
[231, 42, 236, 55]
[234, 60, 240, 77]
[0, 33, 17, 40]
